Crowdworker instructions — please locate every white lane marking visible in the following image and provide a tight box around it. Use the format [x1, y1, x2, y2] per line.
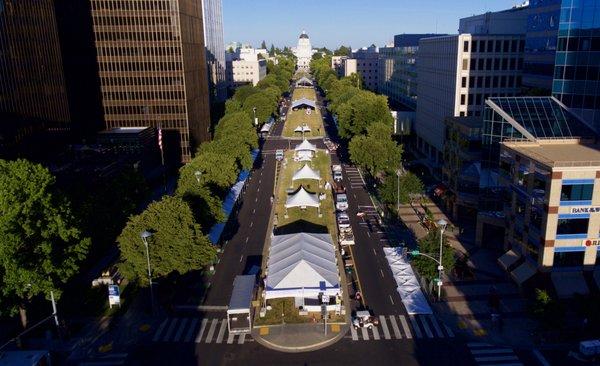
[250, 221, 253, 227]
[372, 248, 377, 255]
[533, 349, 550, 366]
[350, 326, 358, 340]
[471, 349, 513, 355]
[257, 187, 260, 192]
[442, 322, 455, 338]
[372, 325, 380, 340]
[419, 316, 434, 338]
[253, 208, 255, 214]
[237, 333, 246, 344]
[195, 319, 208, 343]
[255, 197, 258, 202]
[398, 315, 412, 339]
[162, 318, 179, 341]
[367, 232, 370, 237]
[389, 316, 402, 339]
[360, 327, 369, 340]
[152, 319, 169, 342]
[389, 295, 394, 305]
[215, 319, 227, 343]
[380, 269, 384, 278]
[239, 255, 243, 262]
[227, 332, 235, 344]
[205, 319, 219, 343]
[428, 315, 444, 338]
[173, 318, 189, 342]
[408, 315, 421, 338]
[184, 318, 199, 342]
[379, 316, 391, 339]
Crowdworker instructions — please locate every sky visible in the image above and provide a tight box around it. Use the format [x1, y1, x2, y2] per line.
[223, 0, 525, 49]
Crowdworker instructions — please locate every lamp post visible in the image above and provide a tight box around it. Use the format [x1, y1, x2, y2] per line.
[252, 107, 258, 127]
[396, 168, 402, 214]
[140, 230, 156, 315]
[437, 219, 447, 301]
[194, 170, 202, 184]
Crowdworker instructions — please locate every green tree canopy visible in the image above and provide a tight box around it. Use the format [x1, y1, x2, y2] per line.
[233, 85, 259, 104]
[337, 91, 393, 138]
[411, 230, 455, 282]
[175, 169, 225, 232]
[260, 40, 267, 49]
[243, 91, 277, 123]
[378, 172, 424, 205]
[224, 98, 243, 114]
[349, 123, 402, 176]
[117, 196, 216, 282]
[198, 138, 252, 172]
[214, 111, 258, 150]
[0, 159, 90, 326]
[334, 45, 352, 56]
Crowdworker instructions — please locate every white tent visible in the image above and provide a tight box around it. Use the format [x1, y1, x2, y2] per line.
[295, 76, 314, 87]
[295, 139, 317, 152]
[294, 125, 311, 133]
[265, 233, 339, 300]
[285, 186, 320, 208]
[292, 164, 321, 182]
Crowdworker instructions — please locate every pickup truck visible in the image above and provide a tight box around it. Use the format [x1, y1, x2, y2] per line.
[332, 164, 343, 182]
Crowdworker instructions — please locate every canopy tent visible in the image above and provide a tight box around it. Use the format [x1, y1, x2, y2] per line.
[292, 164, 321, 182]
[294, 125, 311, 133]
[383, 247, 432, 315]
[260, 122, 273, 133]
[295, 76, 314, 87]
[291, 97, 316, 110]
[285, 186, 320, 208]
[265, 232, 339, 300]
[294, 139, 317, 160]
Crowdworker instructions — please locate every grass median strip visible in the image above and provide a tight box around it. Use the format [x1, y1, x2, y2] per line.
[283, 88, 324, 138]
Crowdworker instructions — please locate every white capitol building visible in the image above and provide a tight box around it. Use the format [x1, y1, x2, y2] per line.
[292, 30, 317, 71]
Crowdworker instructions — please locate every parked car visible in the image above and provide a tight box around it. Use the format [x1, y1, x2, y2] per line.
[352, 311, 380, 329]
[336, 212, 350, 228]
[332, 164, 343, 181]
[275, 149, 284, 161]
[335, 193, 348, 211]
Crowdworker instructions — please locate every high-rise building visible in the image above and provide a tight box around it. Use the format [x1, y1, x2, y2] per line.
[347, 46, 379, 91]
[0, 0, 71, 149]
[201, 0, 226, 103]
[415, 34, 524, 174]
[90, 0, 212, 163]
[293, 31, 314, 71]
[552, 0, 600, 133]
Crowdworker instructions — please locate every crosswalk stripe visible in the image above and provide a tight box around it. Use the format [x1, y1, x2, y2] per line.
[350, 326, 358, 340]
[360, 327, 369, 340]
[216, 320, 227, 343]
[371, 325, 380, 340]
[389, 316, 402, 339]
[419, 316, 434, 338]
[428, 315, 444, 338]
[398, 315, 411, 339]
[237, 333, 246, 344]
[227, 332, 235, 344]
[195, 319, 208, 343]
[205, 319, 218, 343]
[152, 319, 169, 342]
[474, 355, 519, 362]
[409, 315, 422, 338]
[184, 318, 199, 342]
[442, 322, 455, 338]
[163, 318, 179, 341]
[173, 318, 189, 342]
[471, 349, 513, 355]
[379, 316, 391, 339]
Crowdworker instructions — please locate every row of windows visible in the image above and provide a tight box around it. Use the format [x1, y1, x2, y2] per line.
[95, 31, 180, 42]
[561, 183, 593, 202]
[465, 39, 525, 54]
[92, 0, 174, 12]
[104, 104, 186, 115]
[103, 90, 185, 101]
[468, 57, 524, 71]
[94, 15, 173, 27]
[99, 61, 183, 72]
[554, 65, 600, 81]
[462, 75, 522, 89]
[557, 36, 600, 52]
[97, 46, 181, 57]
[554, 92, 600, 110]
[100, 76, 183, 87]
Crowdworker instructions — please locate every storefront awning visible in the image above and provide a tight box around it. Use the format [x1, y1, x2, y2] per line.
[551, 271, 589, 298]
[510, 260, 536, 285]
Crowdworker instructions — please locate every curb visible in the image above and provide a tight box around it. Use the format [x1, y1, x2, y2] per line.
[251, 324, 349, 353]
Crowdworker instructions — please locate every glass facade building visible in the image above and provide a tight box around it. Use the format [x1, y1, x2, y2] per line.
[202, 0, 227, 103]
[91, 0, 211, 163]
[552, 0, 600, 133]
[523, 0, 561, 91]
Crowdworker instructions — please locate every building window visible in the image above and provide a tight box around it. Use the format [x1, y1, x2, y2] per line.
[462, 59, 469, 71]
[460, 94, 466, 105]
[472, 40, 478, 52]
[554, 251, 585, 267]
[462, 77, 467, 88]
[560, 183, 594, 203]
[464, 40, 469, 52]
[556, 217, 589, 237]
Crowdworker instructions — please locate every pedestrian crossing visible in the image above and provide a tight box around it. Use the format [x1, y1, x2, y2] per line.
[467, 342, 523, 366]
[349, 314, 454, 341]
[152, 317, 249, 345]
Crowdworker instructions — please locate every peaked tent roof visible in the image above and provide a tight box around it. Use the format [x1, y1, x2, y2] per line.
[266, 232, 338, 294]
[291, 98, 316, 109]
[295, 76, 313, 86]
[294, 139, 317, 152]
[285, 186, 320, 208]
[294, 125, 311, 133]
[292, 164, 321, 181]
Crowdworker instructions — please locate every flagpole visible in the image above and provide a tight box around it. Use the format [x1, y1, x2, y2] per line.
[157, 123, 166, 193]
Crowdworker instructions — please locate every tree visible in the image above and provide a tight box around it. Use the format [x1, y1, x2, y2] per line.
[261, 40, 267, 49]
[214, 111, 258, 150]
[243, 91, 277, 123]
[175, 168, 225, 232]
[337, 91, 393, 138]
[117, 196, 216, 282]
[312, 53, 323, 61]
[0, 159, 90, 327]
[334, 45, 351, 56]
[232, 85, 258, 104]
[269, 44, 276, 57]
[349, 123, 402, 176]
[224, 98, 243, 114]
[198, 138, 252, 172]
[191, 144, 239, 192]
[378, 172, 423, 205]
[410, 230, 455, 282]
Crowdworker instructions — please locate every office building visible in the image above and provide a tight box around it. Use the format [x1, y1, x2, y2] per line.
[0, 0, 71, 150]
[498, 138, 600, 295]
[331, 56, 347, 77]
[202, 0, 227, 103]
[293, 30, 315, 71]
[226, 57, 267, 87]
[348, 46, 379, 91]
[90, 0, 212, 163]
[459, 5, 528, 35]
[393, 34, 444, 48]
[415, 34, 524, 175]
[552, 0, 600, 133]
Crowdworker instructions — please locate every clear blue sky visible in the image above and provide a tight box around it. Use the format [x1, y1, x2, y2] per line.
[223, 0, 523, 49]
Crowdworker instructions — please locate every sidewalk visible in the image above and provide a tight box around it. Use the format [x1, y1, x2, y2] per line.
[252, 322, 349, 353]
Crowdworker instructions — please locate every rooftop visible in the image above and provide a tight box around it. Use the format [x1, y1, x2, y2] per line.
[502, 139, 600, 169]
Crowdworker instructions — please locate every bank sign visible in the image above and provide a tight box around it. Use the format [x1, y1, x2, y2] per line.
[582, 239, 600, 247]
[570, 206, 600, 214]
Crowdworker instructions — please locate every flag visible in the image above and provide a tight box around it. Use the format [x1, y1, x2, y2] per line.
[157, 125, 163, 151]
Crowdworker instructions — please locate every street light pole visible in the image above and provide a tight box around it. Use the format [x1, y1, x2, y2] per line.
[253, 107, 258, 127]
[141, 230, 156, 316]
[194, 170, 202, 184]
[437, 219, 447, 301]
[396, 169, 402, 214]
